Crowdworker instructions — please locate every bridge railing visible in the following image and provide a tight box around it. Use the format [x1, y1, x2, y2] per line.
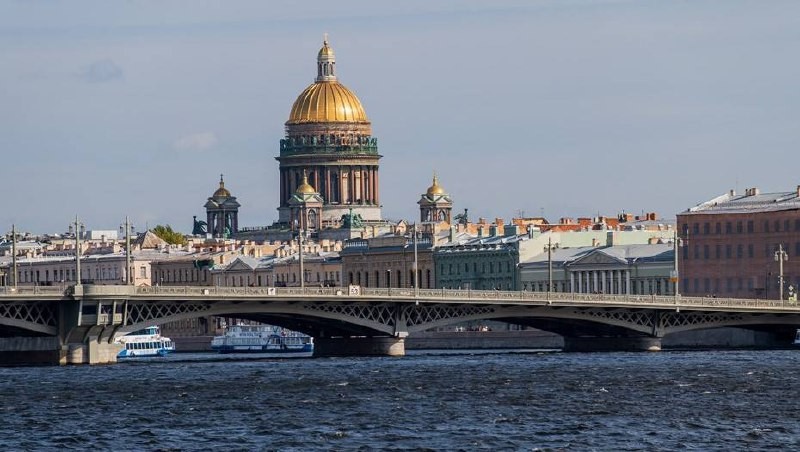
[123, 285, 800, 310]
[0, 286, 67, 296]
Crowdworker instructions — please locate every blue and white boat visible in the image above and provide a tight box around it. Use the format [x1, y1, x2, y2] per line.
[210, 325, 313, 354]
[115, 326, 175, 359]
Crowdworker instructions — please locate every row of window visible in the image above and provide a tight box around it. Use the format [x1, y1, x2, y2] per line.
[685, 218, 800, 236]
[16, 266, 146, 284]
[347, 269, 433, 289]
[440, 261, 513, 276]
[684, 242, 799, 260]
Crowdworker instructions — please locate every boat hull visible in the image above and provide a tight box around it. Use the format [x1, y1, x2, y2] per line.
[215, 344, 313, 354]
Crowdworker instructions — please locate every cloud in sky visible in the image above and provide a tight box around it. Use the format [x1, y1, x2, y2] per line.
[173, 132, 218, 152]
[79, 58, 124, 83]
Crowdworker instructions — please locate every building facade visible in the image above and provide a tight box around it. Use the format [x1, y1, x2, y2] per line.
[519, 243, 676, 295]
[277, 38, 381, 225]
[340, 235, 435, 289]
[678, 186, 800, 299]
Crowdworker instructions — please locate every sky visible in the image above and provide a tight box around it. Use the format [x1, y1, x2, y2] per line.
[2, 0, 799, 235]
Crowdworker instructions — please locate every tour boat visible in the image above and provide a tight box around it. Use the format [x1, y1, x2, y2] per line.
[115, 326, 175, 358]
[794, 329, 800, 346]
[210, 325, 313, 354]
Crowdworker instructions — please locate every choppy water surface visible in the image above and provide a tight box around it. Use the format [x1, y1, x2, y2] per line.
[2, 350, 800, 450]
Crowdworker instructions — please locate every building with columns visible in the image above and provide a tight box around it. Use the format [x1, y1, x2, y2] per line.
[205, 175, 241, 238]
[519, 244, 675, 295]
[277, 37, 381, 226]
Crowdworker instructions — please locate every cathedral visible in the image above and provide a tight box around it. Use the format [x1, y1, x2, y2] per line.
[276, 38, 382, 228]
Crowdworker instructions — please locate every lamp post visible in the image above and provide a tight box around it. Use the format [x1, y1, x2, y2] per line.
[413, 223, 419, 299]
[11, 224, 17, 289]
[119, 216, 135, 285]
[775, 244, 788, 301]
[671, 229, 680, 299]
[294, 218, 305, 290]
[74, 215, 83, 287]
[544, 237, 555, 297]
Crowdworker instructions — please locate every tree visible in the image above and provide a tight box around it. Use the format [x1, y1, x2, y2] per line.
[151, 225, 187, 246]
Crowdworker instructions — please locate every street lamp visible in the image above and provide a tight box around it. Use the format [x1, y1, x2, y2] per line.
[775, 244, 789, 300]
[412, 223, 419, 299]
[74, 215, 84, 287]
[544, 237, 556, 297]
[10, 224, 17, 289]
[119, 216, 135, 285]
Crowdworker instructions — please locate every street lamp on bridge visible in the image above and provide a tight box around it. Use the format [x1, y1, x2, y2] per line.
[775, 244, 789, 301]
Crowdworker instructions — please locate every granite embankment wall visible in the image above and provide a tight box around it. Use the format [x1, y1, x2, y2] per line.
[171, 327, 790, 353]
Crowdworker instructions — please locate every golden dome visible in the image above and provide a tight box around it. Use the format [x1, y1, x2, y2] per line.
[427, 173, 446, 196]
[287, 37, 369, 125]
[287, 81, 368, 124]
[296, 173, 316, 194]
[213, 175, 231, 197]
[318, 40, 334, 57]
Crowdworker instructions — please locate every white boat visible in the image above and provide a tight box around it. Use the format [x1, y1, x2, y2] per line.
[115, 326, 175, 359]
[210, 325, 313, 354]
[794, 329, 800, 346]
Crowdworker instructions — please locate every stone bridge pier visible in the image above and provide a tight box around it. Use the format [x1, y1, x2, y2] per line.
[313, 337, 406, 357]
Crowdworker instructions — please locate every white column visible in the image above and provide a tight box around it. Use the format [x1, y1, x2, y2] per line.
[600, 271, 606, 294]
[617, 270, 623, 295]
[625, 270, 631, 295]
[570, 272, 575, 293]
[593, 271, 598, 293]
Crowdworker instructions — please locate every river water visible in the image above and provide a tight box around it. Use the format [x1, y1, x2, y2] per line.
[2, 349, 800, 450]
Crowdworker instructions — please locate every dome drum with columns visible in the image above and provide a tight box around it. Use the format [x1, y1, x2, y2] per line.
[277, 38, 382, 226]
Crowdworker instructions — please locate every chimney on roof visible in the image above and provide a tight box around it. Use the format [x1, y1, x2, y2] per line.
[745, 187, 759, 196]
[729, 189, 736, 196]
[796, 185, 800, 197]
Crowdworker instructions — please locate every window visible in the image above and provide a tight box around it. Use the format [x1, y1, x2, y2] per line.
[747, 221, 754, 233]
[737, 245, 743, 258]
[715, 245, 721, 259]
[726, 222, 733, 234]
[736, 222, 743, 233]
[703, 245, 710, 259]
[693, 223, 700, 235]
[748, 244, 754, 258]
[765, 221, 770, 233]
[703, 223, 710, 235]
[785, 220, 790, 232]
[715, 222, 722, 234]
[694, 245, 700, 259]
[775, 220, 781, 232]
[726, 245, 732, 259]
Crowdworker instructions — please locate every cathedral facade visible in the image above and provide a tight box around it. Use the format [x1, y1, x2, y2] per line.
[276, 38, 382, 226]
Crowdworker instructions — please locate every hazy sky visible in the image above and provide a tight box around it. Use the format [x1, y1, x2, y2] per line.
[2, 0, 799, 234]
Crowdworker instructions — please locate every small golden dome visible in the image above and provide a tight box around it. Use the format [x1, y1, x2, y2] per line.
[318, 40, 334, 57]
[213, 175, 231, 197]
[287, 81, 368, 124]
[427, 173, 445, 196]
[296, 173, 316, 194]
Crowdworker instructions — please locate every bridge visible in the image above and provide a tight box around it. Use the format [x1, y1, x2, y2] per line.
[2, 284, 800, 364]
